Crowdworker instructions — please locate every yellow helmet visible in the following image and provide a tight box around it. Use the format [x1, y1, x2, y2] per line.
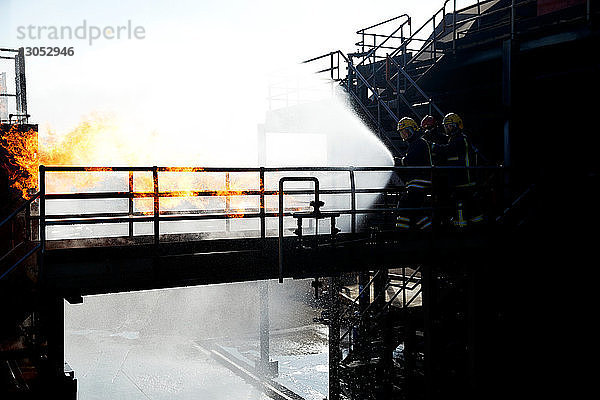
[442, 113, 463, 130]
[397, 117, 419, 133]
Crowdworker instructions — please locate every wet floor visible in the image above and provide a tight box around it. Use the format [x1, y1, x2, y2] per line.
[65, 279, 329, 400]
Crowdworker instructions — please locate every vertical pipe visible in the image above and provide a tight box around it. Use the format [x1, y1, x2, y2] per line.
[511, 0, 516, 40]
[278, 182, 284, 283]
[153, 166, 159, 246]
[259, 168, 265, 239]
[330, 52, 334, 80]
[259, 280, 270, 375]
[361, 31, 365, 54]
[433, 14, 437, 60]
[278, 177, 319, 283]
[453, 0, 457, 51]
[225, 172, 231, 233]
[372, 34, 376, 75]
[128, 171, 134, 237]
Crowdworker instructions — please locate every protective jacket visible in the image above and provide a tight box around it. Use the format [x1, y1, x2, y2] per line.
[396, 134, 433, 230]
[422, 126, 447, 145]
[434, 132, 474, 186]
[400, 135, 433, 192]
[401, 135, 433, 167]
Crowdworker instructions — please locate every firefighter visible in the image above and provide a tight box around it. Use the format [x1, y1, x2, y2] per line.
[420, 114, 447, 145]
[395, 117, 433, 230]
[433, 112, 481, 228]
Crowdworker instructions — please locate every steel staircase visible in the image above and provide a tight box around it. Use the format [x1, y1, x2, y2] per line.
[303, 0, 587, 157]
[333, 269, 423, 398]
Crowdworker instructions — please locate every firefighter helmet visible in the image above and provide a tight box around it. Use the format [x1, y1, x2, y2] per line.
[397, 117, 419, 140]
[442, 113, 463, 130]
[397, 117, 419, 132]
[421, 115, 436, 130]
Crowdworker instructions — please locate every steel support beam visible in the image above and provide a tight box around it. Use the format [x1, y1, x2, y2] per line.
[328, 275, 341, 400]
[257, 280, 277, 377]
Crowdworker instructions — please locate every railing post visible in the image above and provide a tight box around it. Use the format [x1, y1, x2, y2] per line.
[260, 168, 266, 239]
[225, 172, 231, 233]
[128, 170, 134, 238]
[453, 0, 457, 51]
[372, 34, 376, 75]
[433, 14, 437, 60]
[361, 31, 365, 54]
[330, 52, 334, 80]
[511, 0, 516, 40]
[153, 166, 159, 246]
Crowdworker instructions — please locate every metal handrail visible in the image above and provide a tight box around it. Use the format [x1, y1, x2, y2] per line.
[357, 14, 411, 34]
[354, 15, 412, 69]
[338, 51, 399, 123]
[388, 57, 444, 117]
[34, 165, 504, 256]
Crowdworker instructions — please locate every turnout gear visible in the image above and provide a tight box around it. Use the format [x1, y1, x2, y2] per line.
[421, 114, 448, 145]
[443, 112, 463, 130]
[397, 117, 419, 133]
[397, 117, 419, 141]
[396, 116, 433, 231]
[442, 112, 464, 134]
[421, 115, 436, 131]
[434, 113, 484, 229]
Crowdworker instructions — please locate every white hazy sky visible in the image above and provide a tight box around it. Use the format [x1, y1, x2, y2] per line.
[1, 0, 473, 165]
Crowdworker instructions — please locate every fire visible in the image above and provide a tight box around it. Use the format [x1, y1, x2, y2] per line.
[1, 115, 311, 220]
[0, 124, 39, 199]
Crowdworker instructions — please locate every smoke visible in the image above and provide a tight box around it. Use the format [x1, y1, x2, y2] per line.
[54, 13, 395, 400]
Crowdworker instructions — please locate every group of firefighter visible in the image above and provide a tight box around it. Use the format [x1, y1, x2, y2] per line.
[394, 112, 485, 230]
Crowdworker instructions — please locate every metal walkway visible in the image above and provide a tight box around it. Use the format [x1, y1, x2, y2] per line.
[4, 164, 502, 296]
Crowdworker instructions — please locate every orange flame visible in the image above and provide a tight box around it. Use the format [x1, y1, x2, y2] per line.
[0, 124, 39, 199]
[1, 116, 310, 219]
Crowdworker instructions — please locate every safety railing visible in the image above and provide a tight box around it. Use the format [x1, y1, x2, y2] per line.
[304, 0, 592, 129]
[32, 164, 504, 242]
[0, 164, 506, 282]
[354, 14, 412, 68]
